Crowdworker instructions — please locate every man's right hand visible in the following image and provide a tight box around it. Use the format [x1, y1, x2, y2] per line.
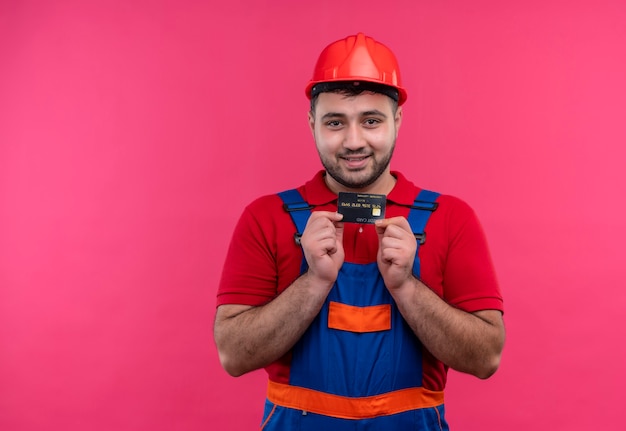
[215, 212, 344, 376]
[300, 211, 344, 288]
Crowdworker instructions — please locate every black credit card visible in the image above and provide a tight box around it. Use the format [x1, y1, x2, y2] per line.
[337, 192, 386, 224]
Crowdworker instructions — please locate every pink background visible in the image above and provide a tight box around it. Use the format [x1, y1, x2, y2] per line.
[1, 0, 625, 429]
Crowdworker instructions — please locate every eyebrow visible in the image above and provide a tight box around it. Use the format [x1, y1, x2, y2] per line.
[320, 110, 388, 121]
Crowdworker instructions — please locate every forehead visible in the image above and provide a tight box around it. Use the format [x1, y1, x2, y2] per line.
[314, 92, 395, 117]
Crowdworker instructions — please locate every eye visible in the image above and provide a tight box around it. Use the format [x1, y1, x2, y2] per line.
[326, 120, 343, 128]
[363, 118, 381, 127]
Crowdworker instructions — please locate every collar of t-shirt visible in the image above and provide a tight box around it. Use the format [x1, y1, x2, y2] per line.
[301, 170, 421, 207]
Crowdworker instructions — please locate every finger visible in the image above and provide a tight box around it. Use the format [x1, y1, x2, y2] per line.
[380, 235, 406, 250]
[318, 237, 338, 256]
[334, 221, 344, 243]
[312, 211, 343, 223]
[379, 247, 400, 264]
[383, 224, 411, 241]
[313, 226, 339, 244]
[375, 218, 392, 230]
[375, 219, 389, 238]
[375, 216, 411, 233]
[375, 223, 401, 244]
[331, 212, 344, 222]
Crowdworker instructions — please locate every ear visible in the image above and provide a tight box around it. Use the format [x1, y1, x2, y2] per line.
[395, 106, 403, 128]
[394, 106, 403, 136]
[308, 111, 315, 136]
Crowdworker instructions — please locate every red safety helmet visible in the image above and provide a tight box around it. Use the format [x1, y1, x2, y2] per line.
[305, 33, 407, 105]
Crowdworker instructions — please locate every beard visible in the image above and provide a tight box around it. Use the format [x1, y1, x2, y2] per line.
[319, 143, 395, 190]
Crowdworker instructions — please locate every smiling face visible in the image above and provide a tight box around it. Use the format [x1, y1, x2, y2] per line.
[309, 91, 402, 195]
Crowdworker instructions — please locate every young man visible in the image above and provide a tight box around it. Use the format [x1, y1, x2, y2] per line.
[214, 33, 505, 430]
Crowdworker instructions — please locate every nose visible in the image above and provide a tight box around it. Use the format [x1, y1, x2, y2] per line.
[343, 123, 365, 151]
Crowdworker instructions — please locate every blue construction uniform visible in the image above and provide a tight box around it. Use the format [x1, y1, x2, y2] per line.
[259, 189, 449, 431]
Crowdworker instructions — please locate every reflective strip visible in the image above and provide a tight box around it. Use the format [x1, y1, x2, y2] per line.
[328, 301, 391, 333]
[267, 381, 444, 420]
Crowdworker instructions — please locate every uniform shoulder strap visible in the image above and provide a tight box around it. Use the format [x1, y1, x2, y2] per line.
[277, 189, 312, 245]
[277, 188, 312, 273]
[407, 189, 440, 279]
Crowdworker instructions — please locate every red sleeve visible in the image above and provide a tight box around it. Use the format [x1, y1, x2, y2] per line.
[440, 196, 503, 313]
[216, 194, 303, 307]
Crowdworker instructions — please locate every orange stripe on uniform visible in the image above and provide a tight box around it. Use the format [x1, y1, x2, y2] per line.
[267, 381, 444, 420]
[327, 301, 391, 333]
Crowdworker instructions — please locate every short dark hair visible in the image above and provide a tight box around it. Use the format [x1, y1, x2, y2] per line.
[309, 81, 399, 114]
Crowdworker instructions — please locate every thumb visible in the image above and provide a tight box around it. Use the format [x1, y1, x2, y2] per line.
[334, 220, 344, 243]
[374, 219, 389, 241]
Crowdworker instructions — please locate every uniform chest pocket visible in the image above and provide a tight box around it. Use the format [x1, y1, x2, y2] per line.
[327, 301, 391, 333]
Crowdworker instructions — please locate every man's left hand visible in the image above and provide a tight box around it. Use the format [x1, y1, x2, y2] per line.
[375, 217, 417, 291]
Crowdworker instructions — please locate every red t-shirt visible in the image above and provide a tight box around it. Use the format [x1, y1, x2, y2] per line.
[216, 170, 503, 389]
